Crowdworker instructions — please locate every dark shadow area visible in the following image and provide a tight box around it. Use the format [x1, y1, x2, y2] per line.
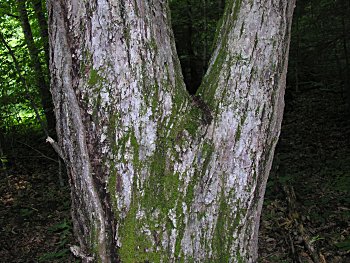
[170, 0, 225, 94]
[259, 85, 350, 262]
[259, 0, 350, 261]
[0, 130, 77, 262]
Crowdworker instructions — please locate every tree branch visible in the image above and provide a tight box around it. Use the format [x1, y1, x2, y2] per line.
[15, 139, 58, 163]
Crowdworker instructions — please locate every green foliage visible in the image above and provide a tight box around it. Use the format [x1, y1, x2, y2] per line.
[38, 219, 72, 261]
[19, 207, 35, 217]
[335, 239, 350, 251]
[0, 0, 48, 132]
[38, 249, 70, 262]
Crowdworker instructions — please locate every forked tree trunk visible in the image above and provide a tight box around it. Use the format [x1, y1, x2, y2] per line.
[47, 0, 295, 262]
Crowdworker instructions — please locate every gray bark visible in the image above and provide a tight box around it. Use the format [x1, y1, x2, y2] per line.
[47, 0, 295, 262]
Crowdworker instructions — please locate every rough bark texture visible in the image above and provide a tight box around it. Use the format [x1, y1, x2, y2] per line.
[47, 0, 295, 262]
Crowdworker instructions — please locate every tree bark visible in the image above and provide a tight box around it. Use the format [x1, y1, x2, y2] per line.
[47, 0, 295, 262]
[17, 0, 55, 132]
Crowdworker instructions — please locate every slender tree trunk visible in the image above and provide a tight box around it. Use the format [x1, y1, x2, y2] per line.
[17, 0, 55, 132]
[294, 6, 300, 93]
[31, 0, 50, 69]
[47, 0, 295, 262]
[341, 7, 350, 108]
[0, 31, 49, 137]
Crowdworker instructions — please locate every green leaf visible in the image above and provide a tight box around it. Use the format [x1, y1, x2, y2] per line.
[335, 239, 350, 250]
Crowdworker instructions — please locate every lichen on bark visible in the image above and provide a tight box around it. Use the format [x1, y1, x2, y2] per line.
[47, 0, 296, 262]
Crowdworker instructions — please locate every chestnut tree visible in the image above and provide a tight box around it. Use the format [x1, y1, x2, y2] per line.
[47, 0, 295, 262]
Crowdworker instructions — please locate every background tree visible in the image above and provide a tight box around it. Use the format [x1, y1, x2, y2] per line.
[0, 0, 54, 133]
[16, 0, 54, 131]
[287, 0, 350, 107]
[32, 0, 50, 68]
[48, 0, 295, 262]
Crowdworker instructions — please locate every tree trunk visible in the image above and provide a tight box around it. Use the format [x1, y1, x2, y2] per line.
[47, 0, 295, 262]
[31, 0, 50, 69]
[17, 0, 55, 132]
[341, 5, 350, 108]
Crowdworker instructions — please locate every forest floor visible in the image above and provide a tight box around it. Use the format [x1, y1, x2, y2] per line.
[259, 87, 350, 262]
[0, 87, 349, 262]
[0, 132, 77, 262]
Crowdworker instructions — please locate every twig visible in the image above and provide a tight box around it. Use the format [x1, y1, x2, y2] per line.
[282, 183, 327, 263]
[1, 28, 66, 188]
[46, 137, 65, 161]
[314, 223, 337, 233]
[260, 252, 279, 260]
[5, 155, 58, 159]
[15, 140, 58, 163]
